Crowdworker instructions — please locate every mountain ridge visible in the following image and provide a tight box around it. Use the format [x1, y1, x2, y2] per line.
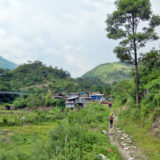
[0, 56, 17, 70]
[82, 62, 133, 84]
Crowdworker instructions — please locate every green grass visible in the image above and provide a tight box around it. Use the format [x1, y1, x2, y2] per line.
[117, 107, 160, 160]
[0, 122, 56, 158]
[0, 103, 121, 160]
[82, 62, 133, 84]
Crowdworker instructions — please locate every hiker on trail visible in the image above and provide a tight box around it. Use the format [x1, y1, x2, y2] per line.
[108, 101, 112, 108]
[109, 113, 113, 128]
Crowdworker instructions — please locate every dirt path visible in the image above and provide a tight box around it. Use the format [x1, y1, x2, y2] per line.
[103, 112, 147, 160]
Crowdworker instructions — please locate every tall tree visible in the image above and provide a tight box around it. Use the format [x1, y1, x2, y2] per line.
[105, 0, 160, 105]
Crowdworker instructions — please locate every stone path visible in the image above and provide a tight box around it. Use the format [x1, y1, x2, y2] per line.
[103, 115, 147, 160]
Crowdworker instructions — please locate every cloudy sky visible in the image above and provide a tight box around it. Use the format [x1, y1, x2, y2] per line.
[0, 0, 159, 77]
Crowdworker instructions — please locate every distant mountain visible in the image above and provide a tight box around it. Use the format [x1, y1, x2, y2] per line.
[82, 62, 133, 84]
[0, 56, 17, 70]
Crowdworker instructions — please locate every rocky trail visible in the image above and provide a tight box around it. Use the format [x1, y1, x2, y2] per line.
[103, 113, 147, 160]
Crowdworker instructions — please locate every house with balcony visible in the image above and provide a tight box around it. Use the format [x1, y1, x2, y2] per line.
[65, 92, 93, 109]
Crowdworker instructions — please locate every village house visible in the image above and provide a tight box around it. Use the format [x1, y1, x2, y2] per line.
[90, 92, 104, 101]
[65, 92, 103, 109]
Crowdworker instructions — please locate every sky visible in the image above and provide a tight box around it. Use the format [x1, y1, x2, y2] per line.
[0, 0, 159, 77]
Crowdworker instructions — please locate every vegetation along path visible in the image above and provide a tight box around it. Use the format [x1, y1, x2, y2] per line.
[103, 110, 147, 160]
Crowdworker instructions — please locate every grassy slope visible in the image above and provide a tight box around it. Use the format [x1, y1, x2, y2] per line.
[82, 62, 133, 84]
[113, 102, 160, 160]
[0, 122, 56, 157]
[0, 109, 58, 158]
[0, 103, 121, 160]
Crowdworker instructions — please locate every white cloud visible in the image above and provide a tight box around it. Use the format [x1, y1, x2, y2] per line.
[0, 28, 6, 39]
[0, 0, 159, 77]
[43, 48, 58, 55]
[63, 45, 74, 51]
[65, 53, 90, 77]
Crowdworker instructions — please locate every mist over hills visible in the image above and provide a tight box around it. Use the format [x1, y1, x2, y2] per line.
[0, 56, 17, 70]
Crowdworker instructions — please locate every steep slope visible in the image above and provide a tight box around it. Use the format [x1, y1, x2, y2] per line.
[0, 56, 17, 70]
[82, 62, 133, 84]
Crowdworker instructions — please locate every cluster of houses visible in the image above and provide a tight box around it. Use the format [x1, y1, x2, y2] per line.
[54, 92, 107, 109]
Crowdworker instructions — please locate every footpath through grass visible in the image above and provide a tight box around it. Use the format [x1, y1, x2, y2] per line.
[0, 103, 121, 160]
[113, 102, 160, 160]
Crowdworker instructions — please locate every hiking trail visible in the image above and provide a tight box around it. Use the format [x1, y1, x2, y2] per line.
[103, 109, 147, 160]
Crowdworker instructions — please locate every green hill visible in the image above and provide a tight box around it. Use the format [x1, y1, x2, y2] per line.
[2, 61, 71, 89]
[0, 61, 107, 94]
[82, 62, 133, 84]
[0, 56, 17, 70]
[0, 68, 9, 75]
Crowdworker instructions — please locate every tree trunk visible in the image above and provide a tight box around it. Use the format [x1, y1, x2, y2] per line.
[132, 14, 140, 106]
[134, 42, 140, 106]
[135, 61, 140, 106]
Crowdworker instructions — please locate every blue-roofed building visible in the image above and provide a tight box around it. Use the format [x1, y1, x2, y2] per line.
[91, 93, 104, 101]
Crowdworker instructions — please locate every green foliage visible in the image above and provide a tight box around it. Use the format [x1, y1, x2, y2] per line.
[2, 61, 70, 89]
[0, 68, 9, 75]
[138, 49, 160, 111]
[34, 124, 114, 160]
[0, 108, 68, 127]
[13, 97, 27, 108]
[0, 78, 16, 103]
[31, 103, 120, 160]
[82, 62, 133, 85]
[12, 93, 65, 109]
[0, 103, 120, 160]
[45, 97, 65, 108]
[118, 106, 160, 160]
[139, 49, 160, 86]
[112, 49, 160, 159]
[112, 80, 135, 105]
[106, 0, 160, 62]
[106, 0, 160, 104]
[76, 77, 107, 92]
[0, 60, 108, 105]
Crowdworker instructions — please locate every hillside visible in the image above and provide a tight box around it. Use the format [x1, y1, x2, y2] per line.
[0, 56, 17, 70]
[0, 68, 9, 75]
[2, 61, 71, 89]
[82, 62, 133, 84]
[0, 61, 108, 96]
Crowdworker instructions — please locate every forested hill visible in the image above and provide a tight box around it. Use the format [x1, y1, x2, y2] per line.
[0, 61, 108, 93]
[82, 62, 133, 84]
[0, 68, 9, 75]
[1, 61, 71, 89]
[0, 56, 17, 70]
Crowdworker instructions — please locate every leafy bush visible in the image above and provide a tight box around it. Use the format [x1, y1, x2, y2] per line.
[32, 123, 119, 160]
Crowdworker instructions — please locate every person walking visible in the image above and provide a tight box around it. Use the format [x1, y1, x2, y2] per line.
[109, 113, 113, 128]
[108, 101, 112, 108]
